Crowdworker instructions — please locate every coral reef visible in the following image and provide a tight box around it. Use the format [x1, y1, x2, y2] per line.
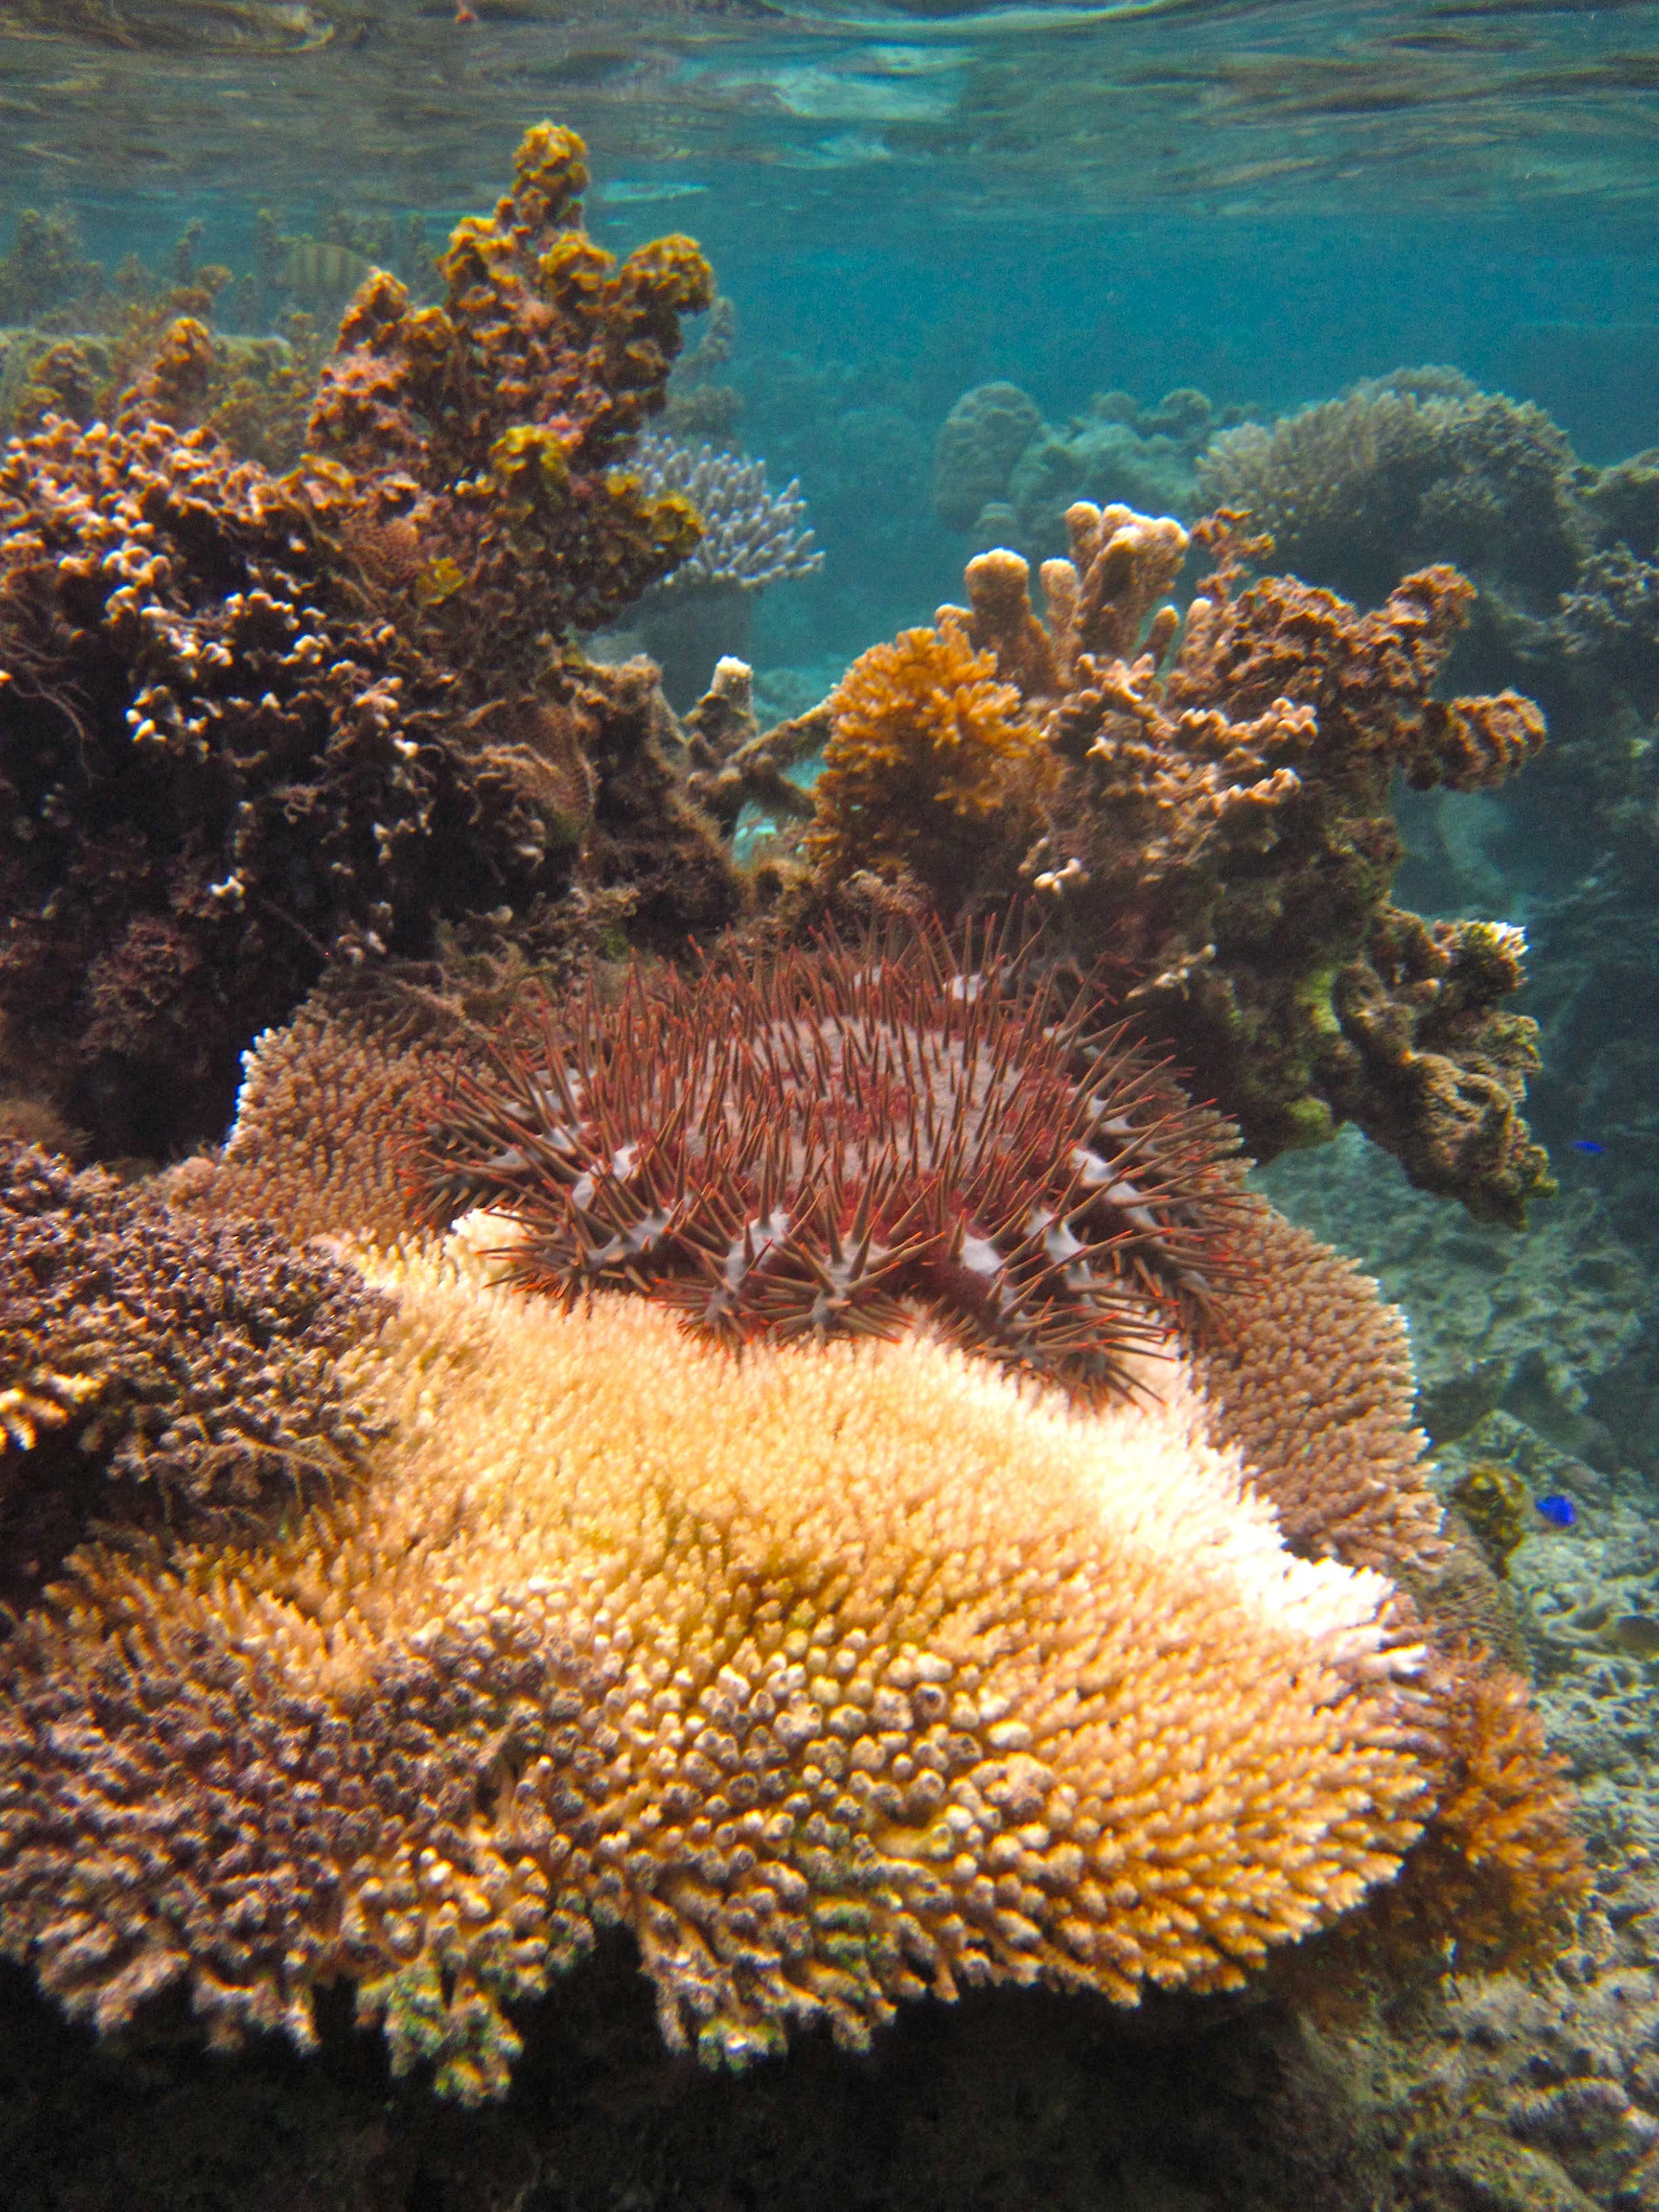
[0, 1226, 1433, 2094]
[771, 503, 1550, 1220]
[807, 624, 1052, 898]
[0, 127, 738, 1154]
[627, 433, 821, 597]
[1196, 368, 1587, 616]
[935, 380, 1239, 559]
[620, 429, 821, 705]
[304, 121, 714, 675]
[931, 380, 1044, 531]
[1189, 1194, 1444, 1575]
[416, 922, 1245, 1399]
[0, 1137, 384, 1615]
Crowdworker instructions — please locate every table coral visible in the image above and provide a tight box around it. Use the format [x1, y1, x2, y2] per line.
[0, 1230, 1433, 2097]
[793, 502, 1550, 1222]
[0, 1136, 385, 1615]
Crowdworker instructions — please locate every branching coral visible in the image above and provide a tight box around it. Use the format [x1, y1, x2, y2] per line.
[0, 1231, 1433, 2096]
[414, 923, 1245, 1399]
[782, 502, 1550, 1221]
[0, 1137, 385, 1615]
[0, 126, 737, 1152]
[627, 433, 821, 594]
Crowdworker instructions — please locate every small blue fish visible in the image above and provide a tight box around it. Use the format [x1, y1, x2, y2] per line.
[1535, 1494, 1578, 1528]
[1572, 1139, 1605, 1155]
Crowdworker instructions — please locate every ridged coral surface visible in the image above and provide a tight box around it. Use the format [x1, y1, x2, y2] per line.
[0, 1230, 1428, 2100]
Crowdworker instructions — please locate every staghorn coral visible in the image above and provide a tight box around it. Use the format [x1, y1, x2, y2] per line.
[807, 624, 1054, 900]
[786, 502, 1550, 1220]
[0, 1137, 385, 1616]
[303, 122, 714, 678]
[415, 922, 1245, 1401]
[0, 1226, 1435, 2096]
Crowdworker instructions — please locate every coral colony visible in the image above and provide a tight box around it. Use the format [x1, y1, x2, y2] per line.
[0, 119, 1591, 2124]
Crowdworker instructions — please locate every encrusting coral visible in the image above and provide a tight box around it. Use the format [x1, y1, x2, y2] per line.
[0, 124, 736, 1154]
[414, 922, 1245, 1401]
[0, 1136, 385, 1615]
[786, 502, 1551, 1222]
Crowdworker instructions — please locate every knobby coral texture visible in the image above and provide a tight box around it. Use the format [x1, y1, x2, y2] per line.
[302, 122, 713, 671]
[414, 922, 1245, 1402]
[0, 124, 728, 1154]
[0, 970, 1583, 2104]
[800, 502, 1550, 1223]
[0, 1234, 1430, 2099]
[0, 1135, 386, 1615]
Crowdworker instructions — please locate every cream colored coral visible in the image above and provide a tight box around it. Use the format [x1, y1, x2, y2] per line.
[0, 1217, 1432, 2099]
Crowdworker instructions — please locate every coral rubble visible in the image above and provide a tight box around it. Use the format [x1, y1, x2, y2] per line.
[786, 502, 1550, 1221]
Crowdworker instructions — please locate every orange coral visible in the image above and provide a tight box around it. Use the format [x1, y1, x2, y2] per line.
[793, 502, 1551, 1221]
[807, 625, 1052, 897]
[1363, 1648, 1587, 1977]
[0, 1240, 1431, 2097]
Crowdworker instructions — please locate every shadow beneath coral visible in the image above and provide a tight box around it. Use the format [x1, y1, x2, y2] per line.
[0, 1940, 1429, 2212]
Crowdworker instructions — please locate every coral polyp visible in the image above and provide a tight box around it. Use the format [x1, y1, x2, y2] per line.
[416, 928, 1242, 1397]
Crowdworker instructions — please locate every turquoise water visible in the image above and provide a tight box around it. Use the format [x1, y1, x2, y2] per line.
[4, 4, 1659, 2207]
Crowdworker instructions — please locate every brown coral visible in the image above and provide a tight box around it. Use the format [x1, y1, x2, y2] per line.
[785, 502, 1550, 1220]
[304, 122, 713, 674]
[0, 1237, 1432, 2098]
[0, 1138, 385, 1616]
[0, 127, 738, 1154]
[1191, 1194, 1444, 1576]
[1195, 370, 1587, 615]
[1364, 1649, 1585, 1978]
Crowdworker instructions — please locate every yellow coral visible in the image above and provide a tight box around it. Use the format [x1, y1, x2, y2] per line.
[807, 625, 1053, 895]
[0, 1225, 1430, 2099]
